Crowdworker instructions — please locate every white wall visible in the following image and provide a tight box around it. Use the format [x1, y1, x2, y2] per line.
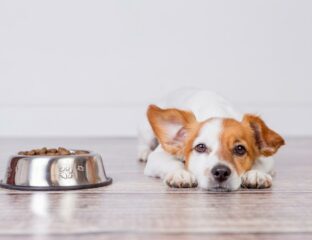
[0, 0, 311, 137]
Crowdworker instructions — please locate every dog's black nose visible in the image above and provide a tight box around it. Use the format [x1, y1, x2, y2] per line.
[211, 165, 231, 182]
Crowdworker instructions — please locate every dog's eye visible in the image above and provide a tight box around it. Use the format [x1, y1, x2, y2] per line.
[233, 145, 247, 156]
[194, 143, 207, 153]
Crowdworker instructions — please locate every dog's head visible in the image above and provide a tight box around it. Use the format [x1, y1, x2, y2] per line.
[147, 105, 285, 191]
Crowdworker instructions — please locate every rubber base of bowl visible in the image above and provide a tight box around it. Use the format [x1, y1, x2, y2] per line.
[0, 177, 112, 191]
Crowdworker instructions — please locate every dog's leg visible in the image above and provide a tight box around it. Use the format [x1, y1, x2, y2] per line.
[144, 147, 198, 188]
[252, 156, 275, 176]
[137, 118, 158, 162]
[241, 156, 274, 189]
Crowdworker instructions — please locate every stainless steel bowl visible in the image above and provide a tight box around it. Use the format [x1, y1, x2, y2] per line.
[0, 150, 112, 191]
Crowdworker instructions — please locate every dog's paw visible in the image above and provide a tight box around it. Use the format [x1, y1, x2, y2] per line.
[164, 169, 198, 188]
[241, 170, 272, 189]
[138, 148, 151, 162]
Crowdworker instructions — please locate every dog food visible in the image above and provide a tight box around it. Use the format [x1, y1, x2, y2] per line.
[18, 147, 89, 156]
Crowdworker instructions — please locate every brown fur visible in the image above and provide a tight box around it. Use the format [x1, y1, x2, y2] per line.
[147, 105, 285, 176]
[242, 115, 285, 157]
[219, 115, 285, 174]
[183, 120, 208, 167]
[147, 105, 200, 159]
[219, 118, 259, 175]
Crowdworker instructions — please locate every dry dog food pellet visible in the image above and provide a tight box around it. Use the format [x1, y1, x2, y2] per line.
[75, 150, 89, 155]
[18, 147, 88, 156]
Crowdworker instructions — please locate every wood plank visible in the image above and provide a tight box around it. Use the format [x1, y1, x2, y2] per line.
[0, 137, 311, 239]
[1, 233, 312, 240]
[0, 192, 312, 235]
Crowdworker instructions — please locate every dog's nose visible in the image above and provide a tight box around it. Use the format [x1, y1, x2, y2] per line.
[211, 165, 231, 182]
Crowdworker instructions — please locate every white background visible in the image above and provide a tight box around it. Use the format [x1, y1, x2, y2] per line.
[0, 0, 311, 137]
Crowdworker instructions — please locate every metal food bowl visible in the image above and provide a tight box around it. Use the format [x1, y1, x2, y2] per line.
[0, 150, 112, 191]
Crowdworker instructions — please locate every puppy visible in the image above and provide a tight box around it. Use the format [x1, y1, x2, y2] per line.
[138, 89, 285, 191]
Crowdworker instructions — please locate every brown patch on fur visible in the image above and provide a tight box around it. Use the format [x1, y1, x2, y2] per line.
[147, 105, 201, 159]
[183, 120, 208, 167]
[147, 105, 285, 175]
[218, 119, 257, 175]
[242, 115, 285, 157]
[219, 116, 285, 175]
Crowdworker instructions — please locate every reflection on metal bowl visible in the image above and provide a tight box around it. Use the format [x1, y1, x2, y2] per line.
[0, 150, 112, 191]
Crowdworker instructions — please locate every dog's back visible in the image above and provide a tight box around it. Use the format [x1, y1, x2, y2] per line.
[138, 89, 241, 161]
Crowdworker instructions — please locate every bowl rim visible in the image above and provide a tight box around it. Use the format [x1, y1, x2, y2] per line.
[12, 149, 94, 158]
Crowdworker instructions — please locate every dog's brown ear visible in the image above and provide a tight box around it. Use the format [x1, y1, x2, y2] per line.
[242, 114, 285, 157]
[147, 105, 197, 157]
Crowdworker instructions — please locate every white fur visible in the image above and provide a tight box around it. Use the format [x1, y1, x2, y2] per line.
[138, 89, 241, 161]
[164, 169, 198, 188]
[187, 119, 241, 190]
[144, 146, 184, 179]
[138, 89, 274, 191]
[163, 89, 242, 121]
[144, 146, 197, 187]
[241, 170, 273, 189]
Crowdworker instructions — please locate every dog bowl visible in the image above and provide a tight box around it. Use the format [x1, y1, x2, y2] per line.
[0, 150, 112, 191]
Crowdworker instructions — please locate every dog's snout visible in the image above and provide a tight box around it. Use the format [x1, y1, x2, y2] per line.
[211, 165, 231, 182]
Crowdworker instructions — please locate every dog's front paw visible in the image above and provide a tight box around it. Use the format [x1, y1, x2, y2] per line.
[138, 148, 151, 162]
[241, 170, 272, 189]
[164, 169, 198, 188]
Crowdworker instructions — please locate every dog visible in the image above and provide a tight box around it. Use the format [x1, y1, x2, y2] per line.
[138, 89, 285, 191]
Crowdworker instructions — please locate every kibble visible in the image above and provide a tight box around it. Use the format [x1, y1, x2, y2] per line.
[75, 150, 89, 155]
[17, 147, 88, 156]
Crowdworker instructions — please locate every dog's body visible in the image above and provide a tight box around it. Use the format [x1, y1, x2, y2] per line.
[138, 89, 284, 191]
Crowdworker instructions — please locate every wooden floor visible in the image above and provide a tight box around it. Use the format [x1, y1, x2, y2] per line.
[0, 137, 311, 240]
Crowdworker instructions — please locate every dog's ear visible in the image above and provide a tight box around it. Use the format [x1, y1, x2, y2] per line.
[242, 114, 285, 157]
[147, 105, 197, 157]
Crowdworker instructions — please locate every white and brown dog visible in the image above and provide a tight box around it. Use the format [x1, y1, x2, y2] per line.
[138, 89, 285, 191]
